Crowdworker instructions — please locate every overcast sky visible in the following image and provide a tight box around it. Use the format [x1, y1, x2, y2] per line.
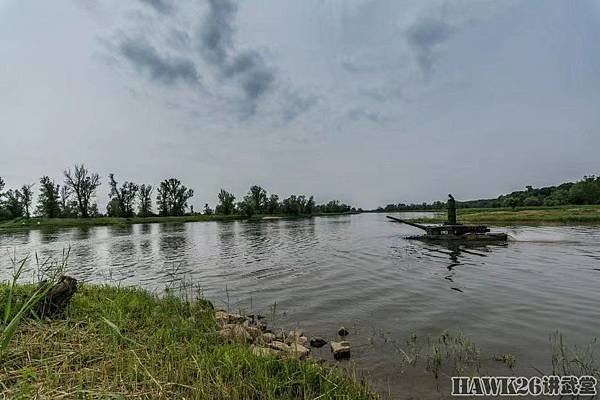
[1, 0, 599, 210]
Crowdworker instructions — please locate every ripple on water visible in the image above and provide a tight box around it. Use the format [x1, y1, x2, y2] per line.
[0, 215, 598, 398]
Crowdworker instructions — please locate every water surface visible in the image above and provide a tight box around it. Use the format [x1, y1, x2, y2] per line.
[1, 213, 598, 398]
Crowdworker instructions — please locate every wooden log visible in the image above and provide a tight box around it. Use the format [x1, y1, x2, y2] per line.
[35, 275, 78, 318]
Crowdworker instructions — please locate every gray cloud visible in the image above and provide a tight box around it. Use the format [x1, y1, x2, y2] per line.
[138, 0, 173, 14]
[3, 0, 600, 210]
[281, 90, 318, 121]
[198, 0, 276, 114]
[348, 107, 381, 123]
[406, 16, 455, 75]
[120, 39, 199, 85]
[340, 59, 373, 74]
[199, 0, 236, 67]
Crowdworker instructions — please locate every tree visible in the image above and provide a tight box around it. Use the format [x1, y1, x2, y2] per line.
[138, 184, 153, 217]
[64, 164, 101, 218]
[523, 196, 541, 206]
[504, 197, 519, 209]
[4, 189, 24, 218]
[156, 178, 194, 216]
[0, 177, 7, 220]
[248, 185, 267, 213]
[59, 186, 77, 217]
[317, 200, 352, 213]
[281, 195, 300, 215]
[20, 184, 34, 218]
[203, 203, 213, 215]
[215, 189, 236, 215]
[305, 196, 315, 214]
[108, 174, 139, 217]
[266, 194, 279, 214]
[106, 198, 121, 217]
[237, 198, 255, 218]
[36, 176, 61, 218]
[297, 195, 307, 214]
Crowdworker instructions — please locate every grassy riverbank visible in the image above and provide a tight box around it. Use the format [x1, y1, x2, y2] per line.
[0, 283, 374, 399]
[405, 205, 600, 224]
[0, 212, 357, 232]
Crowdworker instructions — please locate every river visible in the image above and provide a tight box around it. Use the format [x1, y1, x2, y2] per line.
[1, 212, 598, 398]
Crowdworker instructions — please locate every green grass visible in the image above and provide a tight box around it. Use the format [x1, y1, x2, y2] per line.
[0, 212, 357, 232]
[405, 205, 600, 225]
[0, 282, 375, 399]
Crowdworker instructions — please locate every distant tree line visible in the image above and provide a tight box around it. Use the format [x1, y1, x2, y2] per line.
[0, 164, 354, 220]
[374, 175, 600, 211]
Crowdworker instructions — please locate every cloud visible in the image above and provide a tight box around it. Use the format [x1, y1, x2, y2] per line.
[120, 39, 199, 85]
[348, 107, 381, 123]
[198, 0, 236, 67]
[340, 58, 374, 74]
[281, 89, 318, 121]
[406, 16, 455, 75]
[138, 0, 173, 14]
[198, 0, 276, 115]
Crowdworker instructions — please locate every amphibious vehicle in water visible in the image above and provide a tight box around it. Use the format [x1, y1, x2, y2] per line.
[387, 194, 508, 242]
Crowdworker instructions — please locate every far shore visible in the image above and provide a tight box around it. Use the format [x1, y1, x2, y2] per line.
[0, 211, 359, 232]
[2, 205, 600, 232]
[393, 204, 600, 225]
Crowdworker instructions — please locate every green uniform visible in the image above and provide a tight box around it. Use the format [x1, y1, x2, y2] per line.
[447, 194, 456, 225]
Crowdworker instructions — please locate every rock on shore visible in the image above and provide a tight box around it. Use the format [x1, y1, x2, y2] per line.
[330, 341, 351, 359]
[215, 311, 310, 359]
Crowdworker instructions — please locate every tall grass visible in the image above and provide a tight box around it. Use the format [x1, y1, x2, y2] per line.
[0, 251, 67, 358]
[549, 331, 600, 379]
[0, 277, 375, 399]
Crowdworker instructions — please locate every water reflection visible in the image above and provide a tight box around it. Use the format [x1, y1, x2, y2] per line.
[0, 215, 599, 399]
[418, 240, 507, 292]
[139, 223, 153, 235]
[38, 228, 62, 244]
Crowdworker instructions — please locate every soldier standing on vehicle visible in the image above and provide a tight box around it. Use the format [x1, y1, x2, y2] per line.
[447, 194, 457, 225]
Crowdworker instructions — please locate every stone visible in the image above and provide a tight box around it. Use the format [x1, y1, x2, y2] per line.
[247, 313, 265, 321]
[330, 341, 351, 359]
[288, 328, 304, 338]
[227, 313, 246, 324]
[232, 325, 251, 342]
[337, 326, 349, 337]
[219, 325, 251, 342]
[309, 337, 327, 348]
[257, 322, 268, 331]
[268, 341, 290, 352]
[215, 310, 229, 323]
[296, 335, 308, 346]
[285, 328, 305, 344]
[218, 328, 232, 339]
[216, 311, 246, 324]
[261, 332, 276, 343]
[288, 342, 310, 360]
[245, 326, 261, 338]
[251, 345, 278, 357]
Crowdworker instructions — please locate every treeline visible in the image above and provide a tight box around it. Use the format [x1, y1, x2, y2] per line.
[0, 164, 354, 220]
[374, 175, 600, 211]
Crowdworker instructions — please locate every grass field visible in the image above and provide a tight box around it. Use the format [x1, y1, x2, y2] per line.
[0, 282, 375, 399]
[405, 205, 600, 224]
[0, 212, 356, 232]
